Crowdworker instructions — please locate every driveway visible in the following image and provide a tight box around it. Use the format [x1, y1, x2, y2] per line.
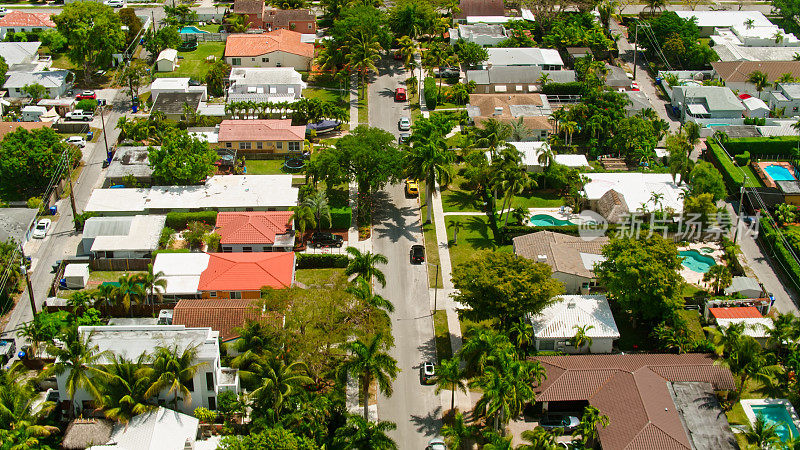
[370, 57, 442, 448]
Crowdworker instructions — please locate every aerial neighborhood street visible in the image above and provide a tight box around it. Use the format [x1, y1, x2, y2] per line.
[2, 0, 800, 448]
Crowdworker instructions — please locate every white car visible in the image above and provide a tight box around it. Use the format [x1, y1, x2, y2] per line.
[65, 136, 86, 148]
[104, 0, 124, 7]
[398, 117, 411, 131]
[426, 437, 446, 450]
[32, 219, 51, 239]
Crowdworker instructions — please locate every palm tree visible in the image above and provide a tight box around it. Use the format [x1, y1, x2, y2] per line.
[495, 162, 528, 226]
[289, 205, 316, 243]
[333, 414, 398, 450]
[0, 363, 59, 438]
[719, 335, 782, 396]
[482, 430, 513, 450]
[768, 313, 798, 358]
[144, 344, 207, 408]
[778, 73, 796, 84]
[345, 247, 388, 292]
[562, 120, 578, 146]
[348, 34, 382, 90]
[572, 405, 609, 447]
[98, 353, 155, 423]
[744, 18, 755, 29]
[449, 217, 464, 245]
[645, 0, 666, 14]
[442, 411, 477, 450]
[744, 416, 781, 449]
[571, 324, 595, 354]
[434, 358, 468, 413]
[509, 117, 532, 142]
[792, 118, 800, 154]
[346, 276, 395, 313]
[115, 274, 146, 316]
[92, 283, 118, 312]
[457, 327, 515, 376]
[47, 327, 111, 418]
[509, 318, 534, 356]
[704, 322, 746, 357]
[747, 71, 770, 99]
[471, 359, 544, 434]
[518, 427, 560, 450]
[405, 137, 455, 224]
[397, 36, 418, 72]
[302, 190, 332, 232]
[250, 356, 312, 417]
[537, 73, 550, 87]
[702, 264, 732, 295]
[340, 334, 399, 421]
[67, 291, 93, 317]
[16, 316, 49, 359]
[136, 264, 167, 308]
[476, 118, 512, 155]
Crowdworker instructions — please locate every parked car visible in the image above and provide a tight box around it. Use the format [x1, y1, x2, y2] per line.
[65, 136, 86, 148]
[539, 414, 580, 433]
[393, 51, 403, 60]
[435, 67, 460, 78]
[410, 244, 425, 264]
[75, 90, 97, 100]
[65, 110, 93, 122]
[420, 361, 435, 384]
[398, 132, 410, 144]
[398, 117, 411, 131]
[405, 178, 419, 197]
[394, 87, 407, 102]
[32, 219, 51, 239]
[426, 437, 446, 450]
[309, 232, 343, 248]
[630, 81, 640, 91]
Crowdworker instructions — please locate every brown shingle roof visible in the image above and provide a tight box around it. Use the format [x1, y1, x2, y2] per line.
[456, 0, 504, 19]
[173, 298, 277, 342]
[264, 8, 316, 27]
[233, 0, 264, 15]
[712, 61, 800, 83]
[533, 354, 736, 450]
[469, 93, 553, 132]
[513, 231, 609, 279]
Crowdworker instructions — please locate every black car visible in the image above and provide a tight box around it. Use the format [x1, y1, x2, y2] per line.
[435, 67, 460, 78]
[539, 414, 580, 433]
[410, 244, 425, 264]
[310, 232, 344, 248]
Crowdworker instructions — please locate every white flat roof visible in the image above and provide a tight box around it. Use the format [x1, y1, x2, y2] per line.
[466, 16, 510, 24]
[716, 318, 773, 338]
[487, 48, 563, 67]
[88, 215, 166, 252]
[675, 11, 772, 29]
[553, 154, 590, 167]
[78, 325, 219, 361]
[584, 172, 685, 213]
[152, 252, 210, 295]
[157, 48, 178, 62]
[506, 141, 550, 167]
[528, 294, 620, 340]
[151, 77, 190, 91]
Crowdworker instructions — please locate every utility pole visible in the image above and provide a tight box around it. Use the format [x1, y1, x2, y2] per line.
[65, 154, 79, 232]
[19, 246, 35, 315]
[633, 22, 639, 80]
[100, 105, 110, 159]
[734, 175, 748, 243]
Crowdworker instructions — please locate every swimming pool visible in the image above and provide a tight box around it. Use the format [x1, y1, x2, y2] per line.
[752, 404, 800, 441]
[180, 26, 209, 34]
[530, 214, 572, 227]
[679, 250, 716, 273]
[764, 164, 797, 181]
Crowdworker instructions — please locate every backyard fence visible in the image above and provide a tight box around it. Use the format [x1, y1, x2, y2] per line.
[89, 258, 152, 271]
[53, 122, 90, 134]
[181, 32, 229, 42]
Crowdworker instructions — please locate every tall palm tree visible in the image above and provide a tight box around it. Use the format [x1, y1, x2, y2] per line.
[345, 247, 388, 292]
[397, 36, 418, 73]
[482, 430, 513, 450]
[747, 71, 770, 99]
[144, 344, 207, 408]
[471, 359, 544, 434]
[250, 356, 312, 417]
[348, 34, 382, 89]
[92, 283, 118, 313]
[744, 416, 781, 449]
[572, 405, 609, 447]
[509, 319, 534, 356]
[16, 316, 49, 359]
[562, 120, 578, 146]
[98, 353, 155, 423]
[518, 427, 561, 450]
[115, 274, 146, 316]
[476, 118, 512, 155]
[289, 205, 316, 243]
[136, 264, 167, 307]
[47, 328, 111, 418]
[347, 276, 395, 313]
[333, 414, 398, 450]
[768, 313, 799, 358]
[405, 137, 455, 224]
[702, 264, 732, 295]
[433, 358, 468, 413]
[495, 162, 528, 226]
[704, 322, 746, 357]
[67, 291, 93, 317]
[571, 324, 595, 354]
[0, 363, 59, 438]
[442, 411, 476, 450]
[302, 190, 332, 232]
[340, 334, 399, 421]
[457, 327, 515, 375]
[449, 217, 464, 245]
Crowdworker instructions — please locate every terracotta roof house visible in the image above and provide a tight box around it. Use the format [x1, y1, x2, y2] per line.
[233, 0, 266, 28]
[467, 93, 553, 141]
[534, 354, 737, 450]
[708, 307, 774, 344]
[0, 11, 55, 40]
[513, 231, 609, 294]
[215, 211, 295, 252]
[217, 119, 305, 154]
[225, 30, 314, 71]
[233, 0, 317, 33]
[173, 298, 268, 342]
[456, 0, 504, 19]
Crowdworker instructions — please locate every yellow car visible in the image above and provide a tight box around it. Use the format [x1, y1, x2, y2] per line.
[405, 179, 419, 197]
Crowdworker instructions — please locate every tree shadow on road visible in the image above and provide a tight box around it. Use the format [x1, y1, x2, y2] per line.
[372, 190, 420, 243]
[410, 405, 443, 437]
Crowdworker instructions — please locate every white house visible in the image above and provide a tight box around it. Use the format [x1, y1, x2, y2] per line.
[0, 42, 42, 68]
[224, 30, 314, 71]
[500, 142, 591, 172]
[20, 105, 47, 122]
[769, 83, 800, 116]
[487, 48, 564, 70]
[527, 295, 621, 353]
[742, 96, 769, 118]
[709, 307, 774, 347]
[81, 215, 165, 259]
[150, 77, 207, 102]
[86, 407, 200, 450]
[3, 70, 72, 99]
[0, 11, 56, 40]
[449, 23, 507, 46]
[227, 67, 306, 103]
[671, 85, 745, 124]
[156, 49, 179, 73]
[674, 11, 774, 37]
[56, 325, 239, 415]
[584, 172, 686, 219]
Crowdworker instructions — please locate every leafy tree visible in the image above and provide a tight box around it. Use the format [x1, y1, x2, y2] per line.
[595, 236, 685, 325]
[144, 344, 206, 408]
[684, 193, 718, 225]
[219, 427, 320, 450]
[0, 56, 6, 87]
[39, 29, 67, 53]
[121, 60, 149, 102]
[53, 2, 125, 82]
[454, 40, 489, 67]
[0, 127, 79, 201]
[689, 161, 726, 201]
[340, 334, 398, 421]
[387, 0, 436, 39]
[143, 26, 182, 58]
[118, 7, 143, 44]
[666, 132, 693, 183]
[609, 115, 662, 164]
[333, 415, 398, 450]
[47, 327, 111, 418]
[149, 130, 218, 185]
[641, 12, 717, 69]
[205, 60, 231, 97]
[452, 251, 564, 327]
[774, 0, 800, 24]
[21, 83, 46, 101]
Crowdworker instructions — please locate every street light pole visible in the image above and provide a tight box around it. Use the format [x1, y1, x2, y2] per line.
[100, 105, 110, 159]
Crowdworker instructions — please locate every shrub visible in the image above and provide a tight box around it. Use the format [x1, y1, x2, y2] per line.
[496, 225, 582, 244]
[296, 253, 349, 269]
[152, 248, 191, 256]
[194, 407, 217, 423]
[424, 77, 437, 110]
[76, 99, 98, 112]
[159, 226, 175, 249]
[165, 211, 218, 229]
[205, 232, 221, 252]
[734, 151, 750, 166]
[541, 81, 585, 96]
[724, 137, 800, 157]
[26, 196, 44, 213]
[759, 216, 800, 286]
[184, 221, 211, 250]
[329, 208, 352, 230]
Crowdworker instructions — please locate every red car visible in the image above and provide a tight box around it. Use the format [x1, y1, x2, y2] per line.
[76, 90, 97, 100]
[394, 88, 407, 102]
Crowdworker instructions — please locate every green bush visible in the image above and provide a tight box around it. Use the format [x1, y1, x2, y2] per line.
[329, 208, 352, 230]
[152, 248, 191, 256]
[541, 82, 585, 96]
[706, 142, 746, 193]
[76, 99, 98, 112]
[725, 137, 800, 157]
[159, 226, 175, 249]
[424, 77, 437, 110]
[759, 217, 800, 287]
[497, 225, 582, 245]
[165, 211, 218, 229]
[734, 151, 750, 166]
[296, 253, 349, 269]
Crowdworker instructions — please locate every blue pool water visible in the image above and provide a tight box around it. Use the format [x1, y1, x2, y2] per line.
[752, 404, 799, 441]
[530, 214, 573, 227]
[180, 26, 209, 34]
[679, 250, 716, 273]
[764, 164, 797, 181]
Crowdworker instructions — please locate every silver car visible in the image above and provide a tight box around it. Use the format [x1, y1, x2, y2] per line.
[426, 437, 446, 450]
[32, 218, 51, 239]
[398, 117, 411, 131]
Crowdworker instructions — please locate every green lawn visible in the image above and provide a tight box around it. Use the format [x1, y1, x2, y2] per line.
[245, 159, 289, 175]
[88, 271, 141, 283]
[441, 170, 564, 213]
[357, 85, 368, 125]
[295, 268, 345, 287]
[677, 309, 704, 341]
[154, 42, 225, 81]
[433, 310, 452, 362]
[303, 87, 348, 107]
[445, 215, 511, 270]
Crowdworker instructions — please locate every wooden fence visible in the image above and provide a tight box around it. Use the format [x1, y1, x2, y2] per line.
[89, 258, 152, 271]
[181, 32, 229, 42]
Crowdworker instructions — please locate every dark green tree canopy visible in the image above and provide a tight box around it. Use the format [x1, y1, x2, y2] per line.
[689, 161, 727, 201]
[388, 0, 436, 39]
[53, 2, 126, 81]
[454, 40, 489, 67]
[148, 131, 218, 186]
[330, 5, 392, 50]
[0, 127, 79, 200]
[642, 12, 718, 69]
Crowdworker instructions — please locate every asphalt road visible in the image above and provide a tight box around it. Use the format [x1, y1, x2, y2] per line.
[370, 58, 442, 448]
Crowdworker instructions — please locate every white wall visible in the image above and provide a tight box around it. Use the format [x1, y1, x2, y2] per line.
[0, 25, 55, 40]
[226, 51, 311, 71]
[156, 58, 177, 73]
[552, 272, 593, 294]
[535, 337, 614, 354]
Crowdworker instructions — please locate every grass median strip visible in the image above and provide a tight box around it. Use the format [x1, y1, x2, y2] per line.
[433, 310, 452, 362]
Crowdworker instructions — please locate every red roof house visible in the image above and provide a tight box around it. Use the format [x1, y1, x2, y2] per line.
[198, 252, 295, 299]
[215, 211, 295, 252]
[217, 119, 306, 154]
[173, 299, 280, 342]
[0, 11, 56, 33]
[708, 307, 763, 319]
[224, 30, 313, 71]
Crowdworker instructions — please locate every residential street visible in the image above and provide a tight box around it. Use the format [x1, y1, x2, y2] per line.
[370, 58, 442, 447]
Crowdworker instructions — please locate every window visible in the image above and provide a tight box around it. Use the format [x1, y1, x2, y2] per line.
[251, 58, 255, 62]
[226, 142, 232, 148]
[239, 142, 251, 150]
[222, 246, 232, 253]
[186, 378, 195, 392]
[206, 372, 215, 391]
[209, 291, 217, 298]
[262, 57, 269, 63]
[232, 58, 241, 66]
[539, 340, 554, 351]
[230, 291, 242, 299]
[276, 142, 283, 150]
[208, 396, 216, 410]
[288, 141, 301, 152]
[242, 247, 253, 252]
[257, 142, 263, 149]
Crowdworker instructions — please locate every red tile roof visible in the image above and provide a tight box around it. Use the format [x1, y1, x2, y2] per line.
[708, 307, 763, 319]
[173, 299, 265, 342]
[0, 11, 55, 28]
[215, 211, 293, 245]
[224, 29, 313, 58]
[0, 121, 52, 140]
[218, 119, 305, 142]
[198, 252, 295, 291]
[533, 354, 736, 450]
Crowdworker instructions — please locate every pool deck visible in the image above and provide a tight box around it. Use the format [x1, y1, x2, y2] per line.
[755, 161, 795, 189]
[741, 398, 800, 441]
[678, 242, 724, 286]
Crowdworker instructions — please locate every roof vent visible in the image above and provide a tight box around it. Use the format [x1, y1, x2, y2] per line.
[493, 107, 503, 115]
[537, 254, 547, 262]
[567, 303, 576, 309]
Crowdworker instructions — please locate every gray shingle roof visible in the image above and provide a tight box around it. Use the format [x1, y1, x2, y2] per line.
[3, 69, 70, 89]
[674, 86, 745, 112]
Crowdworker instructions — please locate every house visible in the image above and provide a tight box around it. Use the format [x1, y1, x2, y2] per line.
[195, 7, 228, 22]
[0, 121, 51, 140]
[81, 215, 165, 259]
[233, 0, 267, 28]
[150, 91, 203, 122]
[215, 211, 295, 252]
[0, 208, 38, 244]
[21, 105, 47, 122]
[712, 61, 800, 97]
[153, 251, 295, 299]
[709, 307, 773, 346]
[227, 67, 306, 103]
[150, 78, 207, 102]
[56, 325, 239, 414]
[0, 42, 41, 68]
[217, 119, 305, 154]
[534, 354, 737, 450]
[527, 295, 620, 353]
[742, 95, 769, 118]
[566, 47, 592, 62]
[724, 276, 763, 298]
[62, 418, 113, 450]
[224, 30, 314, 71]
[156, 49, 179, 72]
[487, 48, 563, 70]
[104, 147, 154, 187]
[584, 173, 685, 220]
[512, 231, 609, 294]
[3, 70, 72, 99]
[86, 407, 199, 450]
[674, 11, 774, 37]
[623, 90, 651, 116]
[448, 23, 507, 46]
[85, 175, 300, 215]
[172, 298, 269, 344]
[499, 142, 589, 172]
[604, 63, 631, 89]
[38, 97, 76, 117]
[467, 93, 553, 140]
[455, 0, 504, 20]
[768, 83, 800, 116]
[671, 86, 745, 123]
[263, 8, 317, 33]
[0, 11, 55, 40]
[466, 66, 576, 94]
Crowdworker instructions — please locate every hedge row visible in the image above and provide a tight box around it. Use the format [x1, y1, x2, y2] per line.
[329, 208, 351, 230]
[496, 225, 581, 245]
[541, 82, 585, 96]
[296, 253, 349, 269]
[759, 217, 800, 288]
[424, 77, 437, 110]
[706, 142, 748, 194]
[724, 137, 800, 157]
[165, 211, 218, 229]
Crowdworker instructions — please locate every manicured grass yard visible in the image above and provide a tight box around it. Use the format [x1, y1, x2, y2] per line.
[88, 271, 141, 283]
[445, 215, 511, 270]
[433, 310, 452, 362]
[357, 84, 368, 124]
[154, 42, 225, 81]
[677, 309, 704, 341]
[295, 268, 345, 287]
[245, 159, 288, 175]
[303, 87, 348, 107]
[420, 185, 443, 288]
[441, 169, 565, 213]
